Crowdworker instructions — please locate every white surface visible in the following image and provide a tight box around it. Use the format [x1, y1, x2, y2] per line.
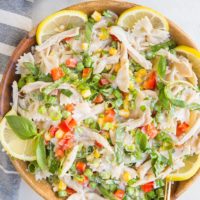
[18, 0, 200, 199]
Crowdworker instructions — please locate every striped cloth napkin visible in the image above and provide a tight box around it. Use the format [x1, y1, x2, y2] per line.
[0, 0, 33, 199]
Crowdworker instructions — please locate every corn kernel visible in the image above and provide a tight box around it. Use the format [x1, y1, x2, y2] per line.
[44, 132, 51, 141]
[58, 180, 66, 190]
[123, 99, 129, 110]
[81, 42, 89, 51]
[123, 171, 131, 182]
[98, 117, 104, 128]
[99, 32, 109, 40]
[138, 68, 147, 76]
[81, 89, 91, 98]
[119, 109, 130, 118]
[55, 129, 64, 139]
[91, 11, 102, 22]
[93, 149, 100, 158]
[129, 82, 135, 91]
[114, 63, 120, 72]
[135, 77, 143, 83]
[109, 47, 117, 56]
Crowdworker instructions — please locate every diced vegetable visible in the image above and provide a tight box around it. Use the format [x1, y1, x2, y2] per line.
[66, 187, 76, 195]
[65, 104, 74, 112]
[109, 47, 117, 55]
[104, 109, 115, 122]
[51, 67, 65, 81]
[55, 148, 64, 158]
[110, 34, 119, 41]
[95, 141, 103, 148]
[49, 126, 59, 137]
[82, 68, 91, 78]
[176, 122, 189, 137]
[59, 120, 71, 132]
[76, 161, 87, 173]
[114, 189, 125, 200]
[66, 58, 78, 68]
[81, 89, 92, 98]
[99, 78, 109, 86]
[143, 71, 157, 90]
[93, 94, 104, 104]
[141, 182, 154, 193]
[142, 124, 158, 139]
[91, 11, 102, 22]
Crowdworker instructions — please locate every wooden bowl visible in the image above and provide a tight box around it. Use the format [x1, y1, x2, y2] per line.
[0, 0, 199, 199]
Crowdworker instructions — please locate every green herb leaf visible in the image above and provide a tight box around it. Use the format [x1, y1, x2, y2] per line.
[6, 115, 37, 140]
[61, 89, 73, 97]
[150, 40, 176, 52]
[36, 136, 47, 170]
[85, 21, 93, 43]
[135, 130, 148, 152]
[48, 143, 60, 174]
[164, 85, 187, 108]
[102, 10, 113, 18]
[97, 185, 117, 200]
[156, 56, 167, 78]
[150, 150, 169, 176]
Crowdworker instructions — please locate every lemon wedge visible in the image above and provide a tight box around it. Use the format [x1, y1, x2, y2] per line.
[167, 154, 200, 181]
[175, 45, 200, 78]
[0, 109, 37, 161]
[36, 10, 88, 44]
[117, 6, 169, 30]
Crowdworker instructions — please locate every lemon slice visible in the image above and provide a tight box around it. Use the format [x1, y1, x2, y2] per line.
[117, 6, 169, 30]
[167, 154, 200, 181]
[0, 109, 37, 161]
[36, 10, 88, 44]
[175, 45, 200, 78]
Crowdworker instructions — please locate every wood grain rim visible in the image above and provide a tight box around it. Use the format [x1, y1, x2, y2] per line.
[0, 1, 199, 199]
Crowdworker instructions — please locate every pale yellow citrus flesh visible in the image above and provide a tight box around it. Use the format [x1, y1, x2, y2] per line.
[117, 6, 169, 30]
[36, 10, 88, 44]
[167, 154, 200, 181]
[176, 45, 200, 78]
[0, 109, 37, 161]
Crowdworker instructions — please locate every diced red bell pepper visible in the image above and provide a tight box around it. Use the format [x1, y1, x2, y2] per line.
[61, 139, 74, 151]
[63, 131, 74, 140]
[141, 182, 154, 193]
[93, 94, 104, 104]
[111, 34, 119, 42]
[65, 103, 75, 112]
[66, 187, 76, 195]
[76, 161, 86, 173]
[95, 141, 103, 148]
[55, 148, 64, 158]
[66, 58, 78, 68]
[114, 189, 125, 200]
[63, 37, 72, 41]
[104, 109, 115, 122]
[49, 126, 59, 137]
[68, 118, 77, 129]
[59, 120, 71, 132]
[51, 67, 65, 81]
[99, 78, 109, 86]
[141, 124, 158, 139]
[82, 68, 91, 78]
[143, 71, 157, 90]
[59, 118, 77, 132]
[176, 122, 189, 137]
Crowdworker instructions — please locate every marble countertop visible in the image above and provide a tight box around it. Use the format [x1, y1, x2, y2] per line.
[19, 0, 200, 199]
